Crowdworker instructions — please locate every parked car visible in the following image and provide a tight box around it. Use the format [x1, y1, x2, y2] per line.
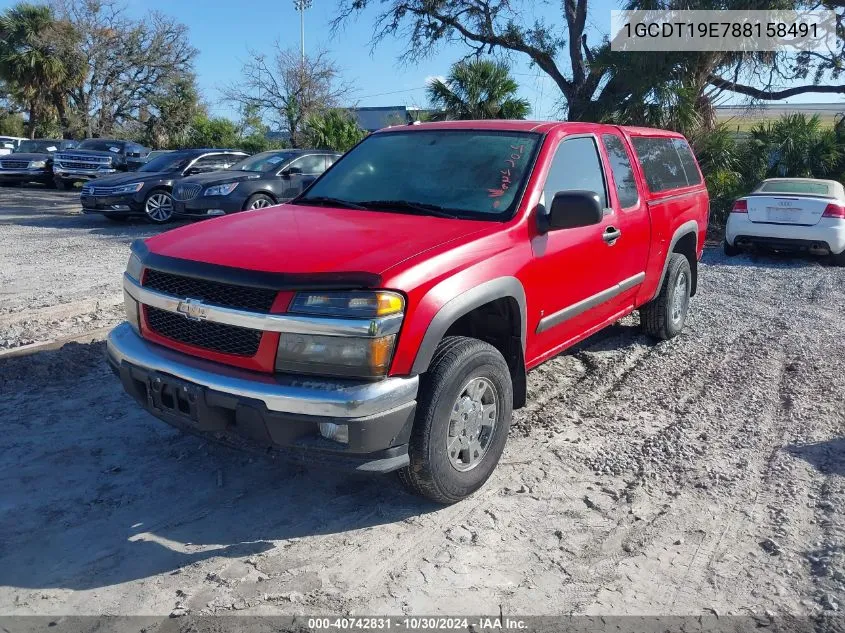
[108, 121, 708, 503]
[81, 149, 248, 224]
[0, 139, 78, 186]
[725, 178, 845, 265]
[171, 149, 339, 218]
[0, 136, 28, 155]
[53, 139, 150, 189]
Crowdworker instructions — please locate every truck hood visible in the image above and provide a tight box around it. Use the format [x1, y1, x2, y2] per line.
[144, 203, 492, 277]
[3, 152, 53, 161]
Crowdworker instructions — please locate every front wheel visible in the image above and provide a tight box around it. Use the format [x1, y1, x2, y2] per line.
[244, 193, 275, 210]
[398, 336, 512, 504]
[144, 189, 174, 224]
[640, 253, 691, 340]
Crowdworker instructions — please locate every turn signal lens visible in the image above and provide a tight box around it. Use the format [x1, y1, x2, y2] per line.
[290, 291, 404, 317]
[731, 199, 748, 213]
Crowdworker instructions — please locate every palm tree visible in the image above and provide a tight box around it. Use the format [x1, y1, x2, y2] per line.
[305, 109, 366, 152]
[0, 3, 75, 138]
[427, 59, 530, 121]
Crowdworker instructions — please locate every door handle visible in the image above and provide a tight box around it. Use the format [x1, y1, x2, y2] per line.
[602, 226, 622, 243]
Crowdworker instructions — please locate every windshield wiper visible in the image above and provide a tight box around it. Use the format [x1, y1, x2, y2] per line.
[294, 196, 368, 210]
[357, 199, 459, 219]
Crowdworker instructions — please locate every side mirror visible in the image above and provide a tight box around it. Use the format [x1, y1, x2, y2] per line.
[283, 166, 303, 177]
[539, 190, 604, 233]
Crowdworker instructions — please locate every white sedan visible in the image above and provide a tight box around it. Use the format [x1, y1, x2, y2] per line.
[725, 178, 845, 265]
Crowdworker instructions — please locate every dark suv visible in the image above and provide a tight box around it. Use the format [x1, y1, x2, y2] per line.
[172, 149, 339, 218]
[81, 149, 248, 224]
[53, 139, 150, 189]
[0, 139, 77, 186]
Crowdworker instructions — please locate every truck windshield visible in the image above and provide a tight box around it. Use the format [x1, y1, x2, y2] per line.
[77, 140, 124, 152]
[16, 140, 60, 153]
[295, 129, 541, 220]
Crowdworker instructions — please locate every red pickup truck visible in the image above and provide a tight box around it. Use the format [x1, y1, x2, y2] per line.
[108, 121, 709, 503]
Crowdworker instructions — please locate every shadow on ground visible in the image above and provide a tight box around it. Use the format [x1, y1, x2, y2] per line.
[0, 341, 438, 592]
[785, 438, 845, 476]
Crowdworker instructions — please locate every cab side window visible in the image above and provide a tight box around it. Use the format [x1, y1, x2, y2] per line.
[542, 136, 607, 211]
[602, 134, 639, 209]
[193, 154, 238, 171]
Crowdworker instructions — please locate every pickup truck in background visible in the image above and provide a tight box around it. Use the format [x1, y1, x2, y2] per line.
[53, 139, 149, 189]
[0, 139, 78, 186]
[108, 121, 709, 504]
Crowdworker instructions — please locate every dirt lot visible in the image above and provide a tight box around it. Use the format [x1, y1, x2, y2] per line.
[2, 187, 845, 619]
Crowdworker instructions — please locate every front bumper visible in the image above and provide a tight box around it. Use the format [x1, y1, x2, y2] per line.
[0, 168, 49, 181]
[173, 194, 248, 217]
[726, 214, 845, 255]
[54, 167, 117, 181]
[107, 323, 418, 472]
[81, 193, 144, 215]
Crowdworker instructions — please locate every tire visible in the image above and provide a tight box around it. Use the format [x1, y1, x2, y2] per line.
[244, 193, 275, 210]
[640, 253, 692, 341]
[53, 178, 69, 190]
[398, 336, 513, 504]
[832, 250, 845, 267]
[723, 239, 741, 257]
[143, 188, 174, 224]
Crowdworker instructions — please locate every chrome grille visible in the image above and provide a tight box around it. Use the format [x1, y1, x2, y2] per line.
[57, 152, 111, 164]
[57, 160, 103, 170]
[81, 185, 131, 196]
[145, 306, 262, 357]
[143, 269, 277, 313]
[0, 160, 30, 169]
[173, 183, 202, 201]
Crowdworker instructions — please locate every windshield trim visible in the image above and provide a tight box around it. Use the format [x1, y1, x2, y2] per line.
[291, 129, 544, 222]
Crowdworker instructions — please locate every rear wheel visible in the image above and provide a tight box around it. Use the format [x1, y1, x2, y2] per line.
[640, 253, 691, 340]
[723, 239, 741, 257]
[398, 336, 512, 504]
[143, 189, 174, 224]
[244, 193, 275, 210]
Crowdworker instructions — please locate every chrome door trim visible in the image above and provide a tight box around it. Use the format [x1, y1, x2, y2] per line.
[536, 272, 645, 334]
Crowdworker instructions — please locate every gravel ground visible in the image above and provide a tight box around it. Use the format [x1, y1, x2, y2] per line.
[2, 187, 845, 621]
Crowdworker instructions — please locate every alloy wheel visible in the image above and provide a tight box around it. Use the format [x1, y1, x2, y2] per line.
[446, 377, 498, 472]
[145, 192, 173, 223]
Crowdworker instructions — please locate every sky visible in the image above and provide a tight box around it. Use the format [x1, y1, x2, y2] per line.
[2, 0, 841, 123]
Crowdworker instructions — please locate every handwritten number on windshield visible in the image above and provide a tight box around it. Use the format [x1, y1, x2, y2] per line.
[489, 144, 525, 209]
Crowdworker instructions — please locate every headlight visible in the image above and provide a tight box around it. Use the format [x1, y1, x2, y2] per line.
[204, 182, 239, 196]
[276, 333, 397, 378]
[28, 160, 46, 168]
[115, 182, 143, 194]
[289, 291, 404, 317]
[126, 252, 144, 281]
[277, 290, 405, 377]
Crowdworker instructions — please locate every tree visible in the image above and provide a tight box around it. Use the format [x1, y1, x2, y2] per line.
[140, 74, 203, 149]
[222, 45, 353, 148]
[334, 0, 845, 122]
[426, 59, 529, 120]
[50, 0, 197, 138]
[750, 113, 841, 179]
[304, 109, 366, 151]
[184, 115, 241, 149]
[0, 3, 82, 137]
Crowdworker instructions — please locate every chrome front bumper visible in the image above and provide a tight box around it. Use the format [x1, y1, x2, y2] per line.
[0, 168, 46, 177]
[106, 322, 418, 418]
[54, 167, 116, 178]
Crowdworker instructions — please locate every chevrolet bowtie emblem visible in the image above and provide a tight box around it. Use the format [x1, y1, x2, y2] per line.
[176, 298, 209, 321]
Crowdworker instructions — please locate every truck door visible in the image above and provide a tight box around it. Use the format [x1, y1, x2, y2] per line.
[599, 132, 651, 306]
[526, 133, 648, 364]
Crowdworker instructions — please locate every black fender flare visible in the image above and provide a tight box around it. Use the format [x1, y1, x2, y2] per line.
[410, 276, 527, 375]
[651, 220, 699, 301]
